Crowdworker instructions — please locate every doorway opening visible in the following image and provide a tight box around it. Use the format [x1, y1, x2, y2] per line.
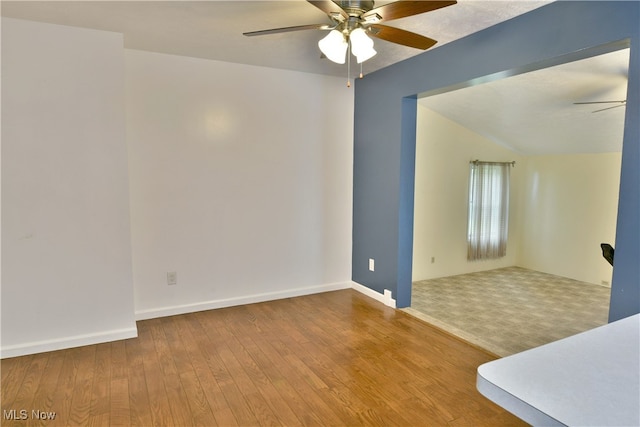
[407, 46, 630, 356]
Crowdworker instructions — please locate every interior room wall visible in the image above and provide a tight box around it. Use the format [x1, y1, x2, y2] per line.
[413, 107, 523, 281]
[1, 17, 354, 356]
[1, 18, 137, 357]
[413, 106, 620, 286]
[353, 1, 639, 318]
[125, 49, 354, 319]
[518, 153, 621, 285]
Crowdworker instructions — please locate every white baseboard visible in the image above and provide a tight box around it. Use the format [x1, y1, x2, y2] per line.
[1, 281, 391, 358]
[135, 281, 353, 321]
[0, 326, 138, 359]
[351, 281, 397, 308]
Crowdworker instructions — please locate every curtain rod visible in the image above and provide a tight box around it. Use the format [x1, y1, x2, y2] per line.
[470, 160, 516, 166]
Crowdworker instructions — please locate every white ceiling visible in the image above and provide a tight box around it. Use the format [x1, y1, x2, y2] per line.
[419, 48, 630, 155]
[2, 0, 629, 155]
[1, 1, 550, 77]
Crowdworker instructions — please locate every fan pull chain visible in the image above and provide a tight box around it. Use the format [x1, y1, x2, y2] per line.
[360, 62, 363, 79]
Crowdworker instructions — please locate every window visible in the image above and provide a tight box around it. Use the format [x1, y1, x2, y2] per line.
[467, 161, 511, 261]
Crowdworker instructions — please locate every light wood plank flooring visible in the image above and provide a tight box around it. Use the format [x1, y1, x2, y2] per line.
[1, 289, 526, 426]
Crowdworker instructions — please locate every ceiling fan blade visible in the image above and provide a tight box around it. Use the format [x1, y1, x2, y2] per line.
[368, 24, 437, 50]
[243, 23, 331, 37]
[574, 100, 626, 105]
[307, 0, 348, 20]
[364, 1, 456, 22]
[593, 104, 626, 113]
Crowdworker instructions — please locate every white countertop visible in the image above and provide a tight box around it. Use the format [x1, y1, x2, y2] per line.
[477, 313, 640, 426]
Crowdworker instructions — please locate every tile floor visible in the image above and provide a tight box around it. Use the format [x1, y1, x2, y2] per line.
[404, 266, 611, 356]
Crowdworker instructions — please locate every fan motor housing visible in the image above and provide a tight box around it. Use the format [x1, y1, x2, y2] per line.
[335, 0, 375, 16]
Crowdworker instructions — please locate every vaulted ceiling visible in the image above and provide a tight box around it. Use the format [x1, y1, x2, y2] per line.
[419, 48, 630, 155]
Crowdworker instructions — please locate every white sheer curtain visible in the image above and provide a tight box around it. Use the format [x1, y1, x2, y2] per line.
[467, 161, 511, 261]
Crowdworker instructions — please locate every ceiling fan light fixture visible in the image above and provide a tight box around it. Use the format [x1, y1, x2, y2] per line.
[349, 28, 376, 63]
[318, 30, 348, 64]
[246, 0, 458, 84]
[355, 45, 377, 63]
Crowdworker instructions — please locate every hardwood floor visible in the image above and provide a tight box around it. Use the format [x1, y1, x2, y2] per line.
[1, 290, 526, 426]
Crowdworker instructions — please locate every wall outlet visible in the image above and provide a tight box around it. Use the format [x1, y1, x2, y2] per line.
[369, 258, 375, 272]
[167, 271, 177, 286]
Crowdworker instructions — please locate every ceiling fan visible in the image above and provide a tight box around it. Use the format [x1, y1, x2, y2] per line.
[244, 1, 456, 85]
[574, 100, 627, 113]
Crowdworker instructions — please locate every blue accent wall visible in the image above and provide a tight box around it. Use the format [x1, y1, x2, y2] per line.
[352, 1, 640, 321]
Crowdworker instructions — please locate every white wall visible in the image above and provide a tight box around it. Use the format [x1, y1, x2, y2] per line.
[413, 105, 620, 286]
[1, 18, 137, 357]
[518, 153, 620, 285]
[125, 50, 354, 319]
[413, 107, 523, 280]
[1, 19, 355, 355]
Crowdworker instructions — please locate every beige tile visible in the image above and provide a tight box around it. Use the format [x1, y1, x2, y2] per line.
[405, 267, 610, 356]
